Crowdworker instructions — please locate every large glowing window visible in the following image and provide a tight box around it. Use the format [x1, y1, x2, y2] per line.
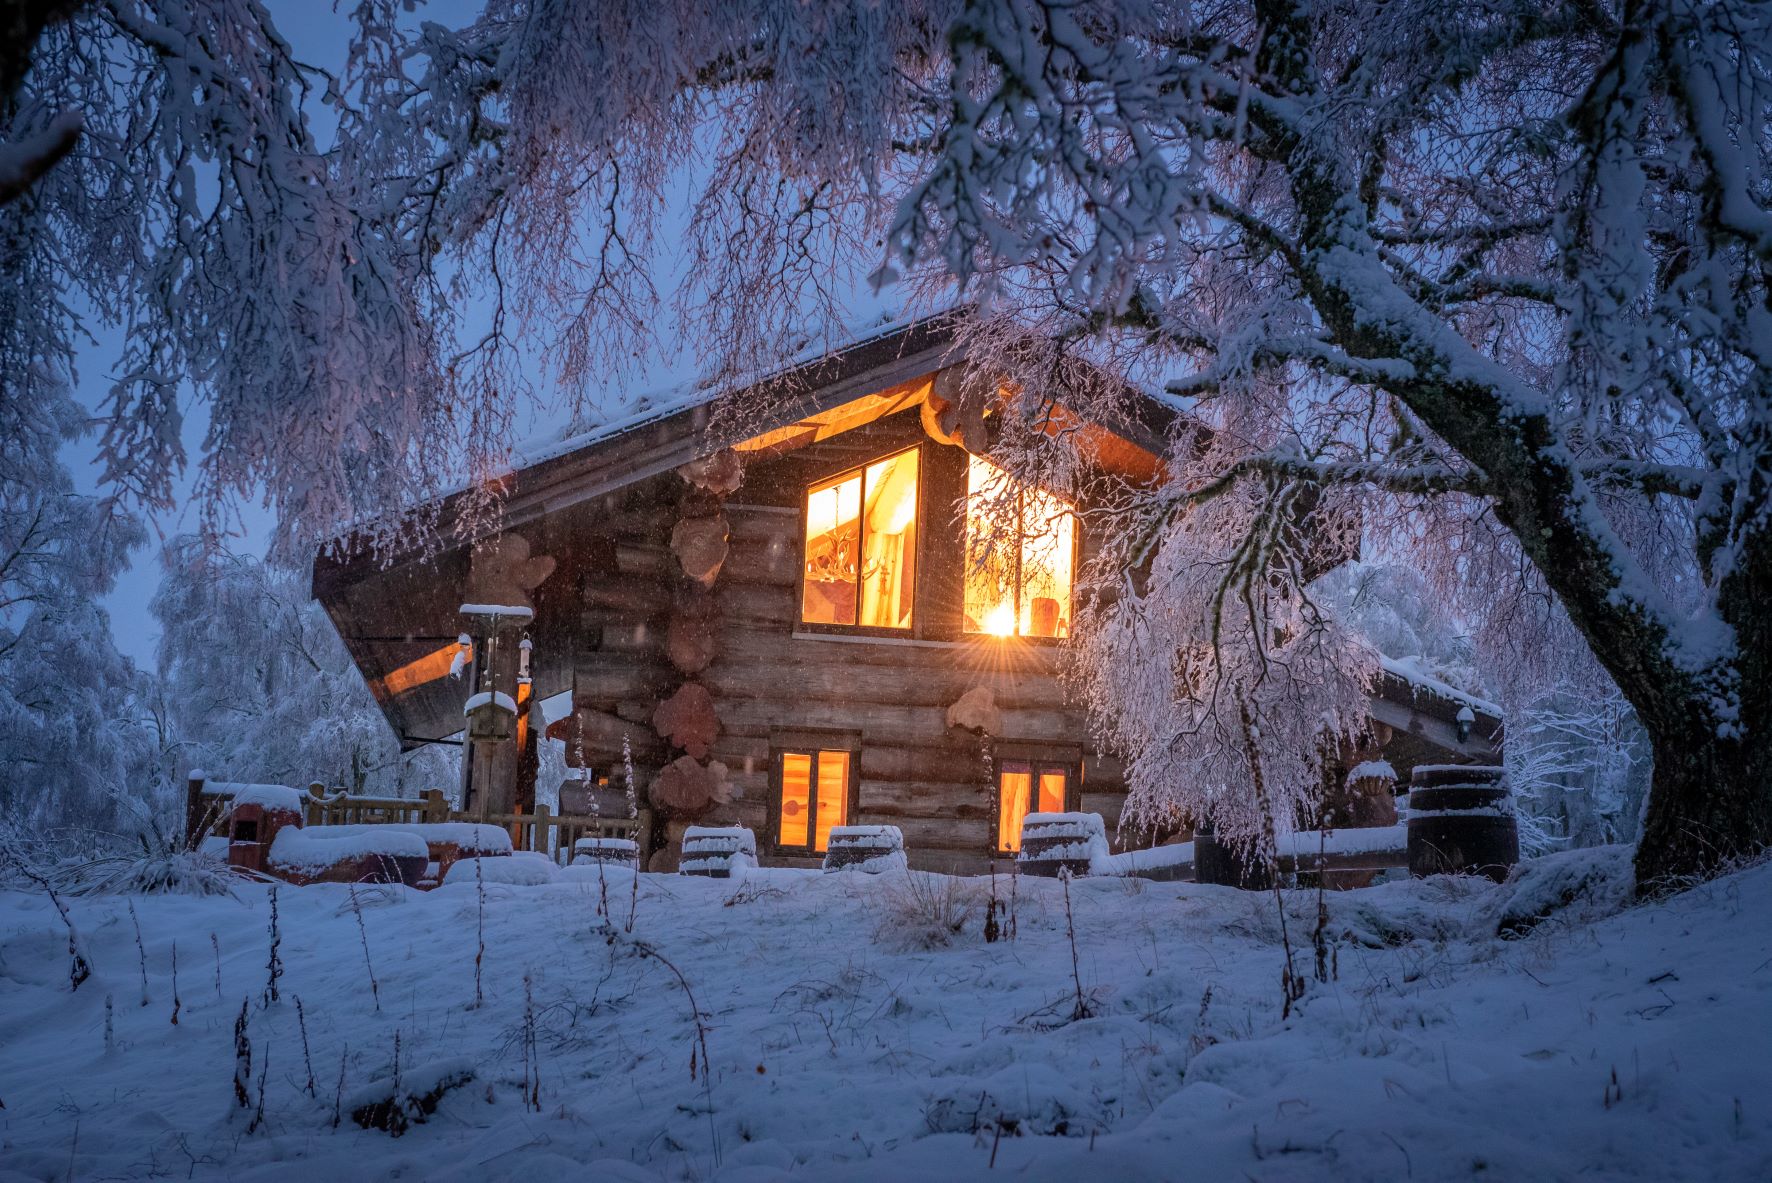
[802, 448, 920, 629]
[996, 760, 1071, 854]
[964, 456, 1077, 638]
[775, 748, 853, 853]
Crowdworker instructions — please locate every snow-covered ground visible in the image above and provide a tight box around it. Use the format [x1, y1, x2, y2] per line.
[1, 851, 1767, 1181]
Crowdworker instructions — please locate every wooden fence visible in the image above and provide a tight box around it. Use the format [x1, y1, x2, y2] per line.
[188, 777, 651, 866]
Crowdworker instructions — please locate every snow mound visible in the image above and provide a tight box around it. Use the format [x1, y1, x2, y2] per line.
[829, 850, 908, 874]
[268, 827, 427, 874]
[1481, 845, 1637, 938]
[363, 823, 512, 853]
[1097, 841, 1195, 878]
[924, 1062, 1110, 1138]
[443, 855, 558, 887]
[560, 863, 639, 886]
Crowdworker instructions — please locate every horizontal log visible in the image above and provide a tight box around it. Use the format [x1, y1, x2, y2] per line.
[710, 698, 1089, 749]
[581, 571, 673, 612]
[725, 503, 800, 539]
[722, 537, 801, 589]
[698, 658, 1075, 714]
[715, 625, 1068, 676]
[875, 815, 992, 852]
[860, 776, 992, 808]
[595, 621, 665, 654]
[614, 543, 673, 579]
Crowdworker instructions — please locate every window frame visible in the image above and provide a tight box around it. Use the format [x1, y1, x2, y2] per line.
[797, 443, 924, 637]
[962, 457, 1081, 642]
[767, 730, 863, 857]
[990, 742, 1082, 856]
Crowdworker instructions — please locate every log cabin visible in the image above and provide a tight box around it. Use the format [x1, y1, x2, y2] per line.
[312, 314, 1501, 873]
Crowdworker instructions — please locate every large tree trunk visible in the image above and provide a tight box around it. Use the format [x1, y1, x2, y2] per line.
[1634, 717, 1772, 889]
[1632, 547, 1772, 887]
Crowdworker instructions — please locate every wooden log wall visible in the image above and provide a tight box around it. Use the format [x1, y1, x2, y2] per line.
[658, 410, 1131, 872]
[553, 408, 1133, 873]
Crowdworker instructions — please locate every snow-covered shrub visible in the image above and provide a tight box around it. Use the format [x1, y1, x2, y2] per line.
[58, 844, 241, 898]
[1480, 846, 1637, 940]
[874, 872, 982, 951]
[1313, 562, 1482, 695]
[346, 1058, 476, 1136]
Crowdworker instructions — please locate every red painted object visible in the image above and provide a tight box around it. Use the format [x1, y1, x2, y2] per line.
[226, 801, 304, 875]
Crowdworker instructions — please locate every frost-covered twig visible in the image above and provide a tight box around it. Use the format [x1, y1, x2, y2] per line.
[348, 886, 381, 1011]
[471, 857, 485, 1010]
[296, 996, 317, 1098]
[1060, 872, 1094, 1022]
[232, 999, 252, 1110]
[262, 886, 283, 1007]
[129, 900, 150, 1006]
[10, 857, 92, 991]
[169, 940, 181, 1026]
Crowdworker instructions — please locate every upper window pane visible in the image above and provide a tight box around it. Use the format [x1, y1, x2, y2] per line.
[802, 448, 919, 630]
[964, 456, 1076, 638]
[803, 473, 862, 625]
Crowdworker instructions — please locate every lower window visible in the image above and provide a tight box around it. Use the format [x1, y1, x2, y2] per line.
[996, 759, 1074, 855]
[773, 744, 857, 854]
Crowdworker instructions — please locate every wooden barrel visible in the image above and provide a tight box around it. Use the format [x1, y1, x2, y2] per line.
[822, 825, 905, 871]
[1192, 824, 1273, 890]
[1406, 765, 1518, 881]
[572, 837, 640, 869]
[1017, 813, 1106, 878]
[679, 825, 756, 878]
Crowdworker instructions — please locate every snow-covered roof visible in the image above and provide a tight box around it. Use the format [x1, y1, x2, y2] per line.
[513, 309, 953, 473]
[1378, 655, 1502, 718]
[203, 781, 306, 812]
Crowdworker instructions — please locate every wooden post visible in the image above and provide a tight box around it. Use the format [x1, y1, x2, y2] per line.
[185, 774, 207, 850]
[424, 789, 447, 823]
[534, 803, 552, 860]
[307, 782, 326, 827]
